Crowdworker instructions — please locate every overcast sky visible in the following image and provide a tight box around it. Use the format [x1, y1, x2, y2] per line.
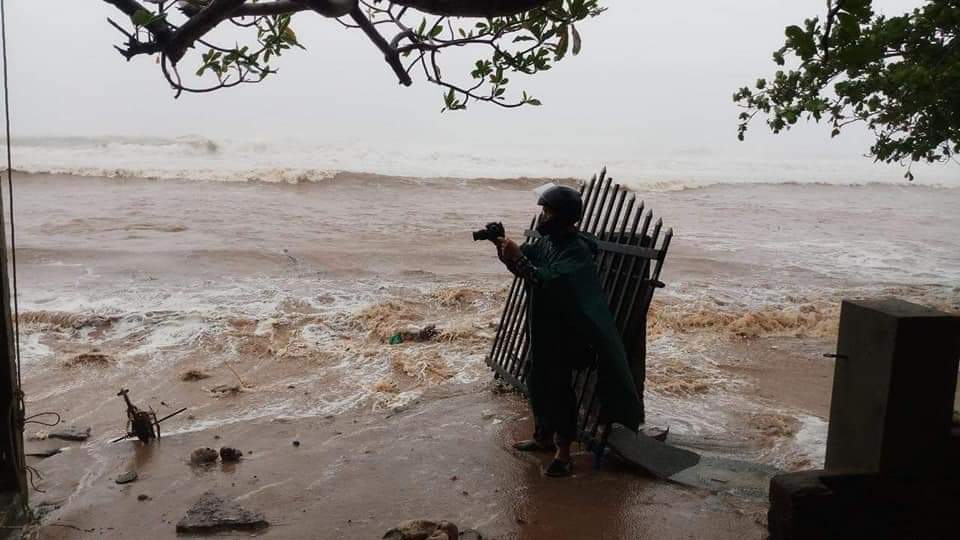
[3, 0, 957, 176]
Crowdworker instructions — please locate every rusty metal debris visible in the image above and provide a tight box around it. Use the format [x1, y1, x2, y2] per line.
[111, 388, 187, 443]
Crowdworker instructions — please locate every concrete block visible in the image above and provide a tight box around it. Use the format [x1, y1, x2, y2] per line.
[769, 469, 960, 540]
[826, 299, 960, 475]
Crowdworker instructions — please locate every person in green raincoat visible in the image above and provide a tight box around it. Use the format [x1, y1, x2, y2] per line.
[494, 185, 643, 477]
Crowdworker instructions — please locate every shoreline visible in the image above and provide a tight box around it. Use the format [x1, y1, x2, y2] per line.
[7, 170, 571, 191]
[27, 386, 770, 540]
[8, 169, 959, 193]
[12, 170, 959, 538]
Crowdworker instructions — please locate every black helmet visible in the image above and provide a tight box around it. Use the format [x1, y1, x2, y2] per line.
[537, 185, 583, 226]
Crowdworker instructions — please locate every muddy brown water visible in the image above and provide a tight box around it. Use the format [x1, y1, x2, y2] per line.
[14, 173, 960, 537]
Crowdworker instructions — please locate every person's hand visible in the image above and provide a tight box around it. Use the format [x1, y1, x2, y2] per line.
[496, 237, 522, 261]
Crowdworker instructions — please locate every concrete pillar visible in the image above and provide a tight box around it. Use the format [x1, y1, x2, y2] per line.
[769, 298, 960, 540]
[825, 299, 960, 475]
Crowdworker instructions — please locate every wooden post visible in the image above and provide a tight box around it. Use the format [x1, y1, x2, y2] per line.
[626, 260, 651, 424]
[0, 171, 25, 510]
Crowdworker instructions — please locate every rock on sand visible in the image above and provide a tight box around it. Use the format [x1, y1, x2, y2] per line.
[383, 519, 459, 540]
[175, 492, 268, 534]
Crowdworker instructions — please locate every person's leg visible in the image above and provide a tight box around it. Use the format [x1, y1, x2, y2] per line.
[543, 366, 577, 477]
[512, 427, 555, 452]
[513, 354, 556, 452]
[553, 371, 577, 461]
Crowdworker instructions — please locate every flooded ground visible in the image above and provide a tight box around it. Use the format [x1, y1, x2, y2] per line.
[13, 172, 960, 538]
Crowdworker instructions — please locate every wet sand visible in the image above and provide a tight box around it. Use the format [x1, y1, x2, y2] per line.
[13, 173, 960, 538]
[29, 389, 767, 540]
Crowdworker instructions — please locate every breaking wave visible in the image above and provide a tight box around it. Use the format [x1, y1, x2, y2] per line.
[649, 285, 959, 341]
[649, 302, 840, 340]
[7, 134, 958, 189]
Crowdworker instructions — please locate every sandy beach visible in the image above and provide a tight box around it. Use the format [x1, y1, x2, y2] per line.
[2, 0, 958, 535]
[13, 171, 960, 539]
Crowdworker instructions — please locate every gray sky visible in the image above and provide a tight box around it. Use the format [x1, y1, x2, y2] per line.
[3, 0, 956, 173]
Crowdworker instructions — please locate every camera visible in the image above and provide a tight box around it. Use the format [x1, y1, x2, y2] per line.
[473, 222, 505, 242]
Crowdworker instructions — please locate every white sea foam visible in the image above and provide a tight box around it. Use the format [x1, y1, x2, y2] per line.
[12, 164, 957, 475]
[8, 134, 959, 189]
[20, 333, 52, 367]
[792, 414, 829, 468]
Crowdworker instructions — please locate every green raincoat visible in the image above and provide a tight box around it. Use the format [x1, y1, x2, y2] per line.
[520, 230, 644, 433]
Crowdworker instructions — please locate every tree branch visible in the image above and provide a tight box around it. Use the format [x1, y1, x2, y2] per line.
[181, 0, 353, 18]
[107, 17, 162, 59]
[389, 0, 550, 17]
[189, 0, 550, 18]
[217, 1, 311, 17]
[168, 0, 248, 62]
[348, 6, 413, 86]
[103, 0, 175, 44]
[101, 0, 587, 106]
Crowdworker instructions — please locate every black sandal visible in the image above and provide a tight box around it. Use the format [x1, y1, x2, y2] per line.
[544, 459, 573, 477]
[512, 439, 556, 453]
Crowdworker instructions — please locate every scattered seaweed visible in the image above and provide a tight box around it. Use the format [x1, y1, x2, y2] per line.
[181, 369, 211, 382]
[648, 302, 840, 340]
[66, 351, 113, 367]
[430, 287, 484, 307]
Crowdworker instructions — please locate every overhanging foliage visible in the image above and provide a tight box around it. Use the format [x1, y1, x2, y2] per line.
[102, 0, 604, 111]
[735, 0, 960, 178]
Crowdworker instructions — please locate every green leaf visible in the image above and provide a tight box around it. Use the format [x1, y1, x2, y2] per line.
[838, 0, 871, 18]
[784, 25, 816, 60]
[836, 12, 860, 39]
[131, 9, 154, 27]
[555, 26, 569, 61]
[527, 98, 542, 106]
[571, 25, 582, 55]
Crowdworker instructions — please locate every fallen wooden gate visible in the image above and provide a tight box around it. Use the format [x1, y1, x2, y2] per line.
[486, 169, 673, 445]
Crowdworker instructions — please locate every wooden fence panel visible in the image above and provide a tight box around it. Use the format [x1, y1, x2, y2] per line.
[486, 170, 673, 444]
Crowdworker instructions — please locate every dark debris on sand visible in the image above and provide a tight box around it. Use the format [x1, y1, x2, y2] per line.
[175, 491, 268, 534]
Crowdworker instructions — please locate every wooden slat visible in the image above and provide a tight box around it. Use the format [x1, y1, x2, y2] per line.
[623, 218, 663, 330]
[486, 275, 520, 367]
[523, 230, 662, 260]
[587, 176, 613, 234]
[651, 228, 673, 283]
[606, 200, 644, 308]
[502, 288, 529, 377]
[596, 183, 621, 242]
[613, 210, 652, 332]
[488, 215, 537, 370]
[502, 251, 535, 377]
[579, 173, 601, 228]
